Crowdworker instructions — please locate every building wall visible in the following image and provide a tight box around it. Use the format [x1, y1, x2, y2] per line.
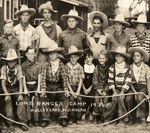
[0, 0, 4, 36]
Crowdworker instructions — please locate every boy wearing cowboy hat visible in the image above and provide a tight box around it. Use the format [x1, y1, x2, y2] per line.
[108, 14, 130, 51]
[59, 9, 88, 52]
[107, 46, 133, 124]
[128, 46, 150, 123]
[0, 19, 21, 67]
[65, 45, 84, 124]
[40, 41, 69, 127]
[14, 5, 36, 62]
[21, 46, 42, 127]
[35, 1, 62, 64]
[87, 11, 109, 59]
[0, 49, 28, 131]
[129, 14, 150, 65]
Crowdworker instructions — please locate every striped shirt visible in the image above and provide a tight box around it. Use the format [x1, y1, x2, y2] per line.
[108, 63, 131, 91]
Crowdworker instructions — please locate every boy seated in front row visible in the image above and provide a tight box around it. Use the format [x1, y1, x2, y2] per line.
[1, 49, 28, 131]
[22, 46, 42, 127]
[65, 45, 84, 124]
[92, 50, 109, 123]
[40, 41, 69, 127]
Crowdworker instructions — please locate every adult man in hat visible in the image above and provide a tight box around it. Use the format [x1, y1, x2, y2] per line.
[1, 49, 28, 131]
[129, 14, 150, 65]
[14, 5, 36, 63]
[87, 11, 109, 59]
[107, 14, 130, 51]
[59, 9, 88, 52]
[35, 1, 62, 64]
[40, 41, 69, 127]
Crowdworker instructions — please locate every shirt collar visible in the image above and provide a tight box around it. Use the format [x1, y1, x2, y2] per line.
[90, 30, 105, 37]
[2, 33, 16, 39]
[113, 31, 125, 38]
[66, 27, 80, 34]
[84, 64, 95, 73]
[67, 62, 80, 70]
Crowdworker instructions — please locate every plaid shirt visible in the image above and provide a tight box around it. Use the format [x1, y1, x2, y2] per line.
[130, 63, 150, 85]
[65, 62, 84, 86]
[22, 60, 42, 82]
[14, 24, 35, 51]
[108, 63, 131, 91]
[41, 59, 67, 91]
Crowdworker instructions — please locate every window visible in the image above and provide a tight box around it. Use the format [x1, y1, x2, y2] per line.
[13, 0, 19, 20]
[0, 0, 2, 7]
[4, 0, 11, 20]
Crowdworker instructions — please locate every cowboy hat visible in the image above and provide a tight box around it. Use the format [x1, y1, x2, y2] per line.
[128, 46, 149, 62]
[2, 49, 22, 61]
[15, 5, 36, 16]
[39, 1, 57, 14]
[89, 11, 108, 30]
[110, 46, 130, 58]
[132, 14, 150, 25]
[61, 9, 84, 21]
[109, 14, 130, 27]
[65, 45, 84, 57]
[42, 40, 64, 53]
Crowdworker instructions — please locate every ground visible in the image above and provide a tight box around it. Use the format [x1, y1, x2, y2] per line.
[1, 123, 150, 133]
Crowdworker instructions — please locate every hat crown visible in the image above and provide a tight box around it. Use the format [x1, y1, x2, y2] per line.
[137, 14, 147, 23]
[115, 46, 127, 54]
[6, 49, 18, 60]
[20, 5, 29, 11]
[68, 9, 79, 17]
[115, 14, 125, 21]
[68, 45, 79, 53]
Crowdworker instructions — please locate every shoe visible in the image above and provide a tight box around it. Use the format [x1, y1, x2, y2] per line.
[40, 121, 49, 128]
[60, 119, 68, 127]
[9, 125, 15, 131]
[28, 122, 34, 127]
[20, 125, 29, 131]
[34, 122, 39, 127]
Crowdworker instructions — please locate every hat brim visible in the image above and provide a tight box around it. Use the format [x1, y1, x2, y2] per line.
[132, 21, 150, 25]
[89, 11, 108, 30]
[1, 56, 23, 61]
[61, 15, 84, 21]
[42, 48, 64, 53]
[110, 51, 130, 58]
[15, 9, 36, 16]
[65, 50, 84, 57]
[128, 47, 149, 62]
[109, 19, 130, 27]
[39, 4, 57, 14]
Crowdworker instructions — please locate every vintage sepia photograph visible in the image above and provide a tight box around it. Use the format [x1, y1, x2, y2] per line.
[0, 0, 150, 133]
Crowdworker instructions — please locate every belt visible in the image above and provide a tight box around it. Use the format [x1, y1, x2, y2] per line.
[26, 81, 37, 85]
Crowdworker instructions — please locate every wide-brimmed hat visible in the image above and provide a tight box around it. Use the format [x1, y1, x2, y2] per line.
[61, 9, 84, 22]
[110, 46, 130, 58]
[128, 46, 149, 62]
[65, 45, 84, 57]
[15, 5, 36, 17]
[132, 14, 150, 26]
[39, 1, 57, 14]
[109, 14, 130, 27]
[2, 49, 22, 61]
[42, 40, 64, 53]
[89, 11, 108, 30]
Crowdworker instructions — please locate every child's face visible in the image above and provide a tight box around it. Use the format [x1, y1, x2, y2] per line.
[67, 17, 78, 29]
[8, 60, 17, 69]
[133, 52, 143, 63]
[70, 55, 79, 65]
[3, 22, 13, 35]
[115, 54, 125, 64]
[42, 9, 52, 21]
[114, 22, 124, 32]
[26, 49, 35, 62]
[49, 52, 58, 61]
[20, 12, 30, 23]
[136, 24, 146, 34]
[85, 55, 93, 65]
[98, 54, 107, 65]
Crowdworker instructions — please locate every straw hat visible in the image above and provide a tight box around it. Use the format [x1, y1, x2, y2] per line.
[39, 1, 57, 14]
[61, 9, 84, 21]
[89, 11, 108, 29]
[65, 45, 84, 57]
[2, 49, 22, 61]
[42, 40, 64, 53]
[15, 5, 36, 16]
[110, 46, 130, 58]
[128, 46, 149, 62]
[109, 14, 130, 27]
[132, 14, 150, 25]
